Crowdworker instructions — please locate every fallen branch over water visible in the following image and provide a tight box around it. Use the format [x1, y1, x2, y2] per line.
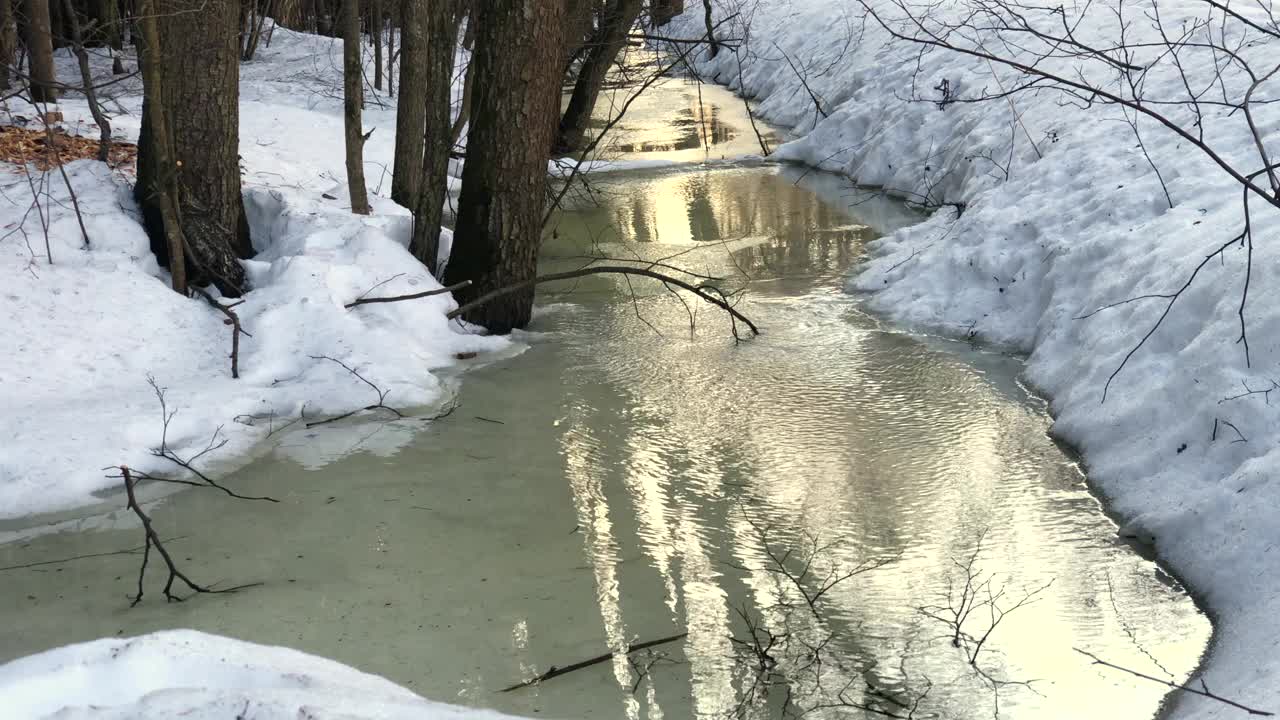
[501, 632, 688, 692]
[448, 266, 760, 338]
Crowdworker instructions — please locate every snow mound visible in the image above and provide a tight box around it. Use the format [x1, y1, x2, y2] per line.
[0, 28, 511, 520]
[0, 630, 525, 720]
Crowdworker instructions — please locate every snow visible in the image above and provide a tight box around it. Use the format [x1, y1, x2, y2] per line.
[669, 0, 1280, 716]
[0, 27, 509, 520]
[0, 630, 525, 720]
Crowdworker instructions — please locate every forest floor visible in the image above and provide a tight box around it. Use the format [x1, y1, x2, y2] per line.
[669, 1, 1280, 718]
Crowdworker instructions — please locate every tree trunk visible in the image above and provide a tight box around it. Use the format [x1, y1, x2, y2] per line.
[561, 0, 593, 66]
[390, 0, 424, 207]
[0, 0, 16, 89]
[700, 0, 717, 58]
[370, 0, 382, 90]
[134, 0, 185, 294]
[556, 0, 643, 153]
[45, 0, 64, 47]
[385, 5, 393, 95]
[135, 0, 251, 295]
[61, 0, 111, 161]
[447, 7, 474, 145]
[442, 0, 567, 332]
[407, 0, 457, 274]
[342, 0, 370, 214]
[21, 0, 58, 101]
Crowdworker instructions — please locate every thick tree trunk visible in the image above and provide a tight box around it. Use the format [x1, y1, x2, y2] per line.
[556, 0, 643, 153]
[136, 0, 251, 295]
[407, 0, 457, 274]
[442, 0, 567, 332]
[390, 0, 424, 207]
[134, 0, 185, 294]
[342, 0, 370, 214]
[21, 0, 58, 101]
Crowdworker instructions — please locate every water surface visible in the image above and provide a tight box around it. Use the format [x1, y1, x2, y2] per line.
[0, 72, 1209, 720]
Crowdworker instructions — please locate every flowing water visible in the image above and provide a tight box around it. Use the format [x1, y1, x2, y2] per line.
[0, 74, 1210, 719]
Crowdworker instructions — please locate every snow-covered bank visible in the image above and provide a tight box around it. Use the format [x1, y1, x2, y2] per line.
[0, 28, 509, 520]
[670, 1, 1280, 716]
[0, 630, 524, 719]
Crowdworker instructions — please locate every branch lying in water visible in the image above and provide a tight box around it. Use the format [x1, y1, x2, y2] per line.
[119, 465, 261, 606]
[1074, 648, 1275, 717]
[448, 266, 760, 339]
[501, 632, 688, 692]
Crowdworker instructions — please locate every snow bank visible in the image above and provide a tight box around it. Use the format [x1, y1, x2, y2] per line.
[671, 1, 1280, 716]
[0, 27, 508, 520]
[0, 630, 524, 720]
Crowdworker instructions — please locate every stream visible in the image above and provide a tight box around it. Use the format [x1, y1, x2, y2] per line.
[0, 73, 1211, 719]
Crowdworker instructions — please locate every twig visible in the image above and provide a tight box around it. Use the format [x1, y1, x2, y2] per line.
[501, 632, 688, 692]
[121, 466, 260, 606]
[344, 279, 472, 308]
[305, 355, 405, 426]
[1075, 648, 1274, 716]
[191, 287, 250, 379]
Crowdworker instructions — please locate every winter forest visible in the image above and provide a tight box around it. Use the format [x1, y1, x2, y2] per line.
[3, 0, 1280, 718]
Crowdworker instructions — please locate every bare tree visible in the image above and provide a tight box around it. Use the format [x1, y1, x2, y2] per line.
[342, 0, 370, 214]
[556, 0, 645, 152]
[390, 0, 426, 207]
[441, 0, 569, 332]
[136, 0, 252, 295]
[407, 0, 459, 274]
[135, 0, 186, 294]
[21, 0, 58, 101]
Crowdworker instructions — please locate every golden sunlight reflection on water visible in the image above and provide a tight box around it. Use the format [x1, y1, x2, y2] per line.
[0, 71, 1209, 720]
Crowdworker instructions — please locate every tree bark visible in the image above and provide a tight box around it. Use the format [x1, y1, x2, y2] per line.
[0, 0, 16, 90]
[21, 0, 58, 101]
[342, 0, 370, 214]
[442, 0, 567, 332]
[135, 0, 251, 295]
[556, 0, 643, 153]
[407, 0, 458, 274]
[390, 0, 424, 207]
[135, 0, 185, 294]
